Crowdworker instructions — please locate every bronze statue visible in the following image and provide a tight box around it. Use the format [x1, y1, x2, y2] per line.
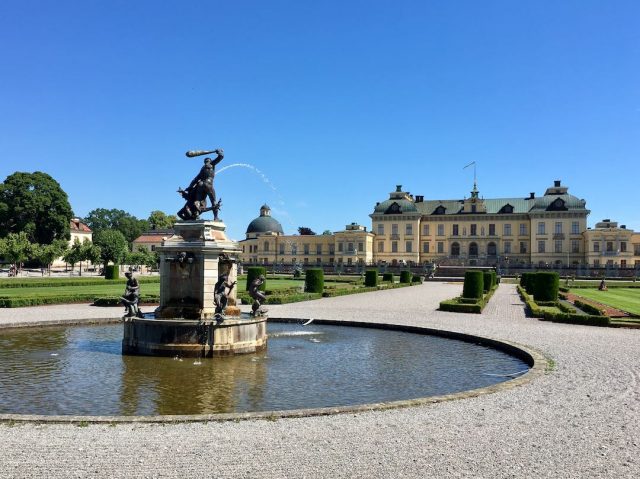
[248, 275, 267, 316]
[214, 274, 236, 318]
[121, 270, 143, 318]
[177, 148, 224, 221]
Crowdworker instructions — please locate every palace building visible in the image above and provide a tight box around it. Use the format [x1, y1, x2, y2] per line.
[238, 181, 640, 270]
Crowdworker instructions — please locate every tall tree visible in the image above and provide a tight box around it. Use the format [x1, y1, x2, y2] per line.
[83, 208, 148, 244]
[32, 239, 68, 275]
[93, 229, 128, 269]
[298, 226, 317, 235]
[1, 232, 32, 267]
[148, 210, 177, 230]
[63, 238, 84, 272]
[0, 171, 73, 244]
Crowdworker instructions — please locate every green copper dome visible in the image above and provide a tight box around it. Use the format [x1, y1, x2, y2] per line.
[246, 205, 284, 234]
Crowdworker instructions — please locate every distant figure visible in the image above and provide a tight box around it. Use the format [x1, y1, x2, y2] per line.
[248, 275, 267, 316]
[598, 279, 607, 291]
[214, 274, 236, 318]
[121, 271, 143, 318]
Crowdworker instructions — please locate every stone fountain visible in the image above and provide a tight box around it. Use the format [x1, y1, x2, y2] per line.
[122, 148, 268, 357]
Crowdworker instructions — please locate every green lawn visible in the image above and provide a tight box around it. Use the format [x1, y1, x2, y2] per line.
[0, 283, 160, 299]
[571, 288, 640, 316]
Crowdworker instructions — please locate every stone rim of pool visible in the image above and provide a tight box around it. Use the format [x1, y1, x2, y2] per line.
[0, 318, 547, 424]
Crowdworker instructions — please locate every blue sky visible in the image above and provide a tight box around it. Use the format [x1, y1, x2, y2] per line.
[1, 1, 638, 239]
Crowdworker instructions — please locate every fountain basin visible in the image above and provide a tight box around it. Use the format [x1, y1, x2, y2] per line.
[122, 314, 267, 357]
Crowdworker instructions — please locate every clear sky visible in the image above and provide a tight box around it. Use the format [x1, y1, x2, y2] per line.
[1, 0, 638, 239]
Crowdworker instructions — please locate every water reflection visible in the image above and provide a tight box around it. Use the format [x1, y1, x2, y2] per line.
[0, 323, 528, 416]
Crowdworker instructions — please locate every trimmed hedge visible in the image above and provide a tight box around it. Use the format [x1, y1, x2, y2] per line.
[246, 266, 267, 291]
[382, 273, 394, 283]
[534, 272, 559, 302]
[439, 299, 482, 314]
[93, 295, 160, 306]
[399, 270, 412, 284]
[574, 299, 605, 316]
[483, 271, 493, 292]
[520, 272, 536, 294]
[412, 274, 423, 284]
[304, 268, 324, 293]
[462, 270, 484, 299]
[105, 265, 119, 280]
[364, 269, 379, 287]
[0, 277, 160, 289]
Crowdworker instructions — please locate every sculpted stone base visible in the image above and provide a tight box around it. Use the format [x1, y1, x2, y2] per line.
[122, 314, 268, 357]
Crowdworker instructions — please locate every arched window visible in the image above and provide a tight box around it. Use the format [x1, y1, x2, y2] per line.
[487, 242, 497, 257]
[451, 242, 460, 257]
[469, 242, 478, 257]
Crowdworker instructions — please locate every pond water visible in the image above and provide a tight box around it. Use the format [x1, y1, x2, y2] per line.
[0, 322, 528, 416]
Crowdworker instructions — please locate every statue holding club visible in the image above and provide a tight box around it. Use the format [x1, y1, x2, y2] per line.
[177, 148, 224, 221]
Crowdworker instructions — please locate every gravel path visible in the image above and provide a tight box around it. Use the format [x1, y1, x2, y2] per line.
[1, 283, 639, 478]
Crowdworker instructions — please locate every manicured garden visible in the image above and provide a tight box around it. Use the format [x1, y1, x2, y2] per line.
[564, 288, 640, 317]
[439, 269, 499, 313]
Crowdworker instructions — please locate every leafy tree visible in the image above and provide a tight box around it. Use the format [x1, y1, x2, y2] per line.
[322, 230, 333, 235]
[83, 208, 149, 244]
[148, 210, 177, 230]
[32, 239, 68, 274]
[2, 232, 32, 267]
[93, 229, 128, 269]
[0, 171, 73, 244]
[63, 238, 84, 272]
[82, 242, 102, 272]
[298, 226, 316, 235]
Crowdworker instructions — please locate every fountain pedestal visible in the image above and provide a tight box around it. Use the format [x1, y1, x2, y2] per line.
[122, 220, 268, 357]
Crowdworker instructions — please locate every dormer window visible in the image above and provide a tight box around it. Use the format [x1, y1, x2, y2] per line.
[434, 206, 446, 215]
[547, 198, 567, 211]
[500, 204, 514, 214]
[385, 202, 402, 214]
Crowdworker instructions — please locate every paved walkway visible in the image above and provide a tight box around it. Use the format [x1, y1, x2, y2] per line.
[1, 283, 639, 478]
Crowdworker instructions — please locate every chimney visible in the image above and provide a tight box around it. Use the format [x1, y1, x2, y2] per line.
[554, 180, 561, 187]
[529, 192, 535, 199]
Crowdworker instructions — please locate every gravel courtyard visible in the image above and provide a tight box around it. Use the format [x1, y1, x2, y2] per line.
[0, 282, 638, 478]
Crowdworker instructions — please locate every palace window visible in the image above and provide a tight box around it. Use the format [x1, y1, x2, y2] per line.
[555, 222, 563, 234]
[538, 241, 546, 253]
[406, 224, 413, 236]
[279, 244, 285, 255]
[520, 224, 527, 236]
[520, 242, 527, 254]
[489, 224, 495, 236]
[378, 242, 384, 253]
[358, 242, 364, 251]
[470, 224, 477, 236]
[452, 224, 459, 236]
[437, 242, 444, 253]
[572, 240, 580, 253]
[620, 242, 627, 252]
[469, 242, 479, 256]
[503, 224, 511, 236]
[392, 241, 398, 253]
[571, 221, 580, 235]
[406, 241, 413, 253]
[338, 242, 343, 252]
[504, 241, 511, 254]
[423, 224, 430, 236]
[423, 242, 430, 253]
[555, 240, 562, 253]
[347, 242, 354, 252]
[451, 242, 460, 256]
[606, 242, 614, 252]
[621, 260, 627, 268]
[304, 244, 310, 255]
[594, 259, 600, 267]
[377, 223, 384, 235]
[291, 245, 297, 255]
[329, 245, 335, 254]
[437, 224, 444, 236]
[264, 241, 269, 252]
[392, 224, 399, 235]
[487, 242, 497, 256]
[593, 242, 599, 253]
[538, 222, 546, 235]
[316, 244, 322, 255]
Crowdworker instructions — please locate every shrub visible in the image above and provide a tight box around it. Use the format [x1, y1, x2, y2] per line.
[521, 272, 536, 294]
[382, 273, 394, 283]
[364, 269, 379, 287]
[534, 272, 559, 302]
[412, 274, 423, 284]
[105, 265, 119, 280]
[246, 266, 267, 291]
[304, 268, 324, 293]
[462, 270, 484, 299]
[483, 271, 493, 292]
[400, 270, 412, 284]
[439, 299, 482, 314]
[574, 299, 605, 316]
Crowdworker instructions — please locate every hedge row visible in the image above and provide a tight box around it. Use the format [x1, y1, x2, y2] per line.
[382, 273, 394, 282]
[573, 299, 605, 316]
[238, 292, 322, 305]
[93, 295, 160, 306]
[516, 285, 609, 326]
[246, 267, 267, 291]
[439, 283, 498, 314]
[322, 281, 415, 298]
[0, 277, 160, 289]
[399, 270, 412, 284]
